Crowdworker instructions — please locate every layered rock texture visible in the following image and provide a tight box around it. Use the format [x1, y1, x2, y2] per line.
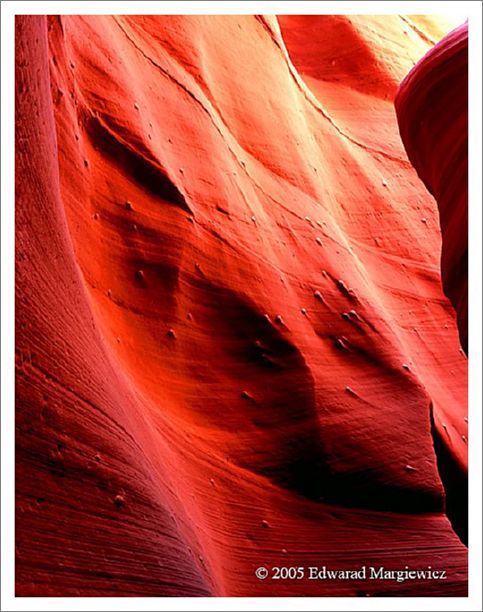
[396, 22, 468, 356]
[16, 15, 467, 596]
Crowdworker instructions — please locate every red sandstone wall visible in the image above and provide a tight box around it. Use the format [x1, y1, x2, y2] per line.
[15, 15, 467, 596]
[396, 22, 468, 355]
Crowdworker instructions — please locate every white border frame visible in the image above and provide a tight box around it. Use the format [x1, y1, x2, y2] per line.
[1, 2, 482, 611]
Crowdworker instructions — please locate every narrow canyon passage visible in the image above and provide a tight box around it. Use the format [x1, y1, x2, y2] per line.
[15, 14, 468, 596]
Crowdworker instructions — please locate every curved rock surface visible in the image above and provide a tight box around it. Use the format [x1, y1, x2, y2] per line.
[16, 15, 467, 596]
[395, 22, 468, 355]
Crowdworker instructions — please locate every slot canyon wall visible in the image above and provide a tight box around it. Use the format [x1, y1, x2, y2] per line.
[396, 22, 468, 356]
[15, 15, 468, 596]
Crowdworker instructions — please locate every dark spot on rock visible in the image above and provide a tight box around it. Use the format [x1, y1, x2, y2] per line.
[335, 337, 350, 351]
[134, 269, 145, 284]
[113, 494, 125, 508]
